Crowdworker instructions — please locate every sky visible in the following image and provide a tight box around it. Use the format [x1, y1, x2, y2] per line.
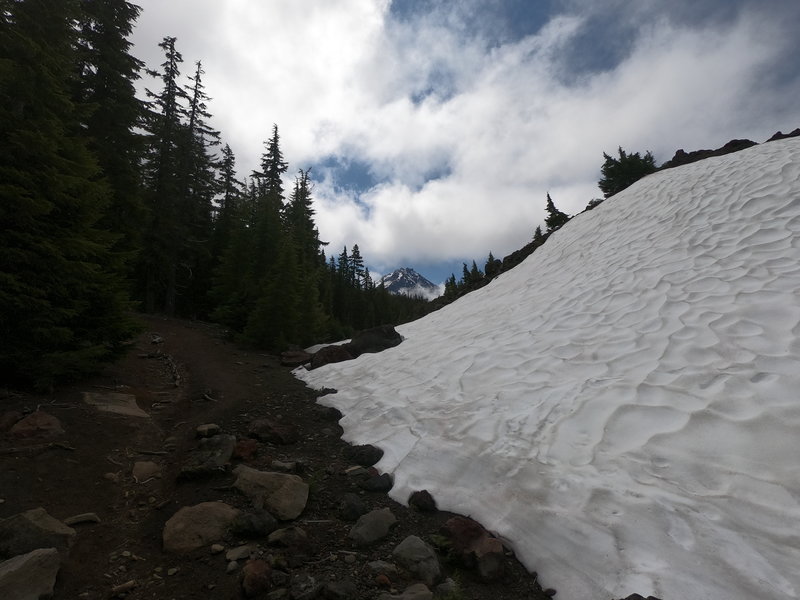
[129, 0, 800, 284]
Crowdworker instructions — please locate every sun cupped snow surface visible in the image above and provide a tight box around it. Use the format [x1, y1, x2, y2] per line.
[296, 139, 800, 600]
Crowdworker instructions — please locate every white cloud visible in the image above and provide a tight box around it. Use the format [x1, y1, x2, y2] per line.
[131, 1, 800, 274]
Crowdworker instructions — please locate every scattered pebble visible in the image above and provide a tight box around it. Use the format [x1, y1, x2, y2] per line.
[167, 567, 178, 576]
[226, 560, 239, 574]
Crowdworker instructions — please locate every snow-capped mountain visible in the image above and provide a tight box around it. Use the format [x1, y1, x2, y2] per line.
[298, 138, 800, 600]
[380, 268, 440, 299]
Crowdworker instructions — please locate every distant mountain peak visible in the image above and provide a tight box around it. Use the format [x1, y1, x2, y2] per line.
[380, 268, 440, 299]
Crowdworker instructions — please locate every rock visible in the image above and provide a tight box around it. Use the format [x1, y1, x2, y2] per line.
[359, 472, 393, 492]
[617, 595, 662, 600]
[309, 345, 353, 370]
[267, 526, 309, 550]
[132, 461, 162, 482]
[167, 567, 178, 576]
[210, 544, 225, 555]
[233, 438, 259, 461]
[367, 560, 399, 576]
[349, 508, 397, 546]
[290, 573, 321, 600]
[0, 548, 60, 600]
[226, 543, 258, 562]
[241, 559, 272, 597]
[344, 325, 402, 357]
[343, 444, 383, 467]
[248, 418, 299, 445]
[230, 510, 278, 538]
[226, 561, 239, 574]
[280, 350, 312, 368]
[63, 513, 101, 526]
[82, 392, 149, 418]
[179, 434, 236, 479]
[324, 579, 358, 599]
[0, 507, 76, 561]
[378, 582, 434, 600]
[766, 128, 800, 142]
[233, 465, 309, 520]
[435, 578, 458, 596]
[440, 516, 505, 581]
[196, 423, 221, 438]
[339, 493, 367, 522]
[8, 411, 64, 440]
[0, 410, 23, 432]
[391, 536, 441, 587]
[408, 490, 437, 512]
[162, 502, 239, 554]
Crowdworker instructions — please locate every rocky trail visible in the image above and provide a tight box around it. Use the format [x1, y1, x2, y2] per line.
[0, 316, 565, 600]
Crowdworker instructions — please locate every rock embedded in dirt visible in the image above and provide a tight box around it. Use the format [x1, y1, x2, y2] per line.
[0, 507, 76, 561]
[378, 582, 434, 600]
[233, 438, 259, 461]
[8, 410, 64, 440]
[343, 443, 384, 467]
[309, 345, 353, 370]
[0, 547, 61, 600]
[231, 510, 278, 538]
[226, 543, 258, 562]
[339, 493, 368, 522]
[349, 508, 397, 547]
[179, 434, 236, 479]
[162, 501, 240, 554]
[248, 418, 300, 445]
[324, 579, 358, 599]
[280, 350, 312, 368]
[289, 572, 321, 599]
[408, 490, 437, 512]
[132, 461, 162, 482]
[232, 465, 309, 520]
[196, 423, 221, 438]
[241, 559, 272, 598]
[0, 410, 23, 432]
[359, 472, 393, 492]
[392, 535, 442, 587]
[440, 516, 505, 581]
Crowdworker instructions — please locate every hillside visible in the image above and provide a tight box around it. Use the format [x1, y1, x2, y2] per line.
[297, 138, 800, 600]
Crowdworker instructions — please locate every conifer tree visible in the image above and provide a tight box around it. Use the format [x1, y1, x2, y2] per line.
[485, 252, 501, 278]
[0, 0, 138, 387]
[598, 147, 657, 198]
[74, 0, 147, 272]
[545, 193, 569, 232]
[533, 225, 545, 245]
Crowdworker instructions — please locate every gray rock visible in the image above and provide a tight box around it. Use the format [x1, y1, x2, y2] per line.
[367, 560, 399, 576]
[267, 526, 309, 549]
[0, 508, 76, 561]
[392, 536, 441, 587]
[339, 493, 367, 522]
[343, 444, 383, 467]
[0, 548, 60, 600]
[179, 434, 236, 479]
[196, 423, 221, 438]
[348, 508, 397, 546]
[226, 543, 258, 561]
[162, 502, 240, 554]
[378, 583, 434, 600]
[233, 465, 309, 520]
[230, 510, 278, 537]
[290, 573, 321, 600]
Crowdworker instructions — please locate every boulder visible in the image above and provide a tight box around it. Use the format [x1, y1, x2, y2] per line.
[241, 559, 272, 598]
[343, 444, 383, 467]
[8, 411, 63, 440]
[391, 536, 441, 586]
[230, 510, 278, 538]
[339, 493, 368, 522]
[280, 350, 312, 368]
[348, 508, 397, 546]
[309, 345, 353, 370]
[0, 548, 60, 600]
[359, 472, 393, 492]
[408, 490, 437, 512]
[0, 507, 76, 561]
[179, 434, 236, 479]
[248, 418, 299, 445]
[440, 516, 504, 580]
[344, 325, 402, 357]
[162, 502, 240, 554]
[233, 465, 309, 520]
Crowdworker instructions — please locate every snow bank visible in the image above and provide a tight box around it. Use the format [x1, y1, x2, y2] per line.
[296, 138, 800, 600]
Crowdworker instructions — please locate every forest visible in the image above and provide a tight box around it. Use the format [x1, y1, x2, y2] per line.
[0, 0, 430, 388]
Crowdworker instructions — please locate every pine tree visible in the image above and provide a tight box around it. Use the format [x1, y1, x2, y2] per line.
[533, 225, 545, 245]
[545, 193, 569, 232]
[0, 0, 138, 387]
[598, 147, 657, 198]
[485, 251, 501, 278]
[74, 0, 147, 273]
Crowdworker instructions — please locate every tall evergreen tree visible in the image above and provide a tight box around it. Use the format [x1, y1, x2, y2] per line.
[598, 147, 657, 198]
[74, 0, 146, 273]
[545, 193, 569, 232]
[0, 0, 138, 387]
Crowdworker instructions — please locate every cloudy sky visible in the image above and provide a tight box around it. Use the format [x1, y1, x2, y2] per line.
[129, 0, 800, 284]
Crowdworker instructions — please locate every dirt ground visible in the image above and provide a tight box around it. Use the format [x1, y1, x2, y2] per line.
[0, 315, 555, 600]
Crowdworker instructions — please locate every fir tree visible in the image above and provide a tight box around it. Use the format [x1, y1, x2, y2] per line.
[533, 225, 545, 245]
[598, 147, 657, 198]
[0, 0, 138, 387]
[485, 252, 501, 278]
[545, 193, 569, 232]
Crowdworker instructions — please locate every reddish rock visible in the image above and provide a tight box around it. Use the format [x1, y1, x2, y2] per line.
[9, 411, 64, 440]
[280, 350, 312, 367]
[441, 516, 505, 581]
[375, 573, 391, 588]
[233, 438, 260, 461]
[248, 418, 299, 445]
[309, 345, 353, 370]
[0, 411, 23, 432]
[240, 559, 271, 598]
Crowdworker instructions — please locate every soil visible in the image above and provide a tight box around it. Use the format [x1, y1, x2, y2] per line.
[0, 315, 554, 600]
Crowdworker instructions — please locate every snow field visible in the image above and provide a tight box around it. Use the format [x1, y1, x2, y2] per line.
[297, 138, 800, 600]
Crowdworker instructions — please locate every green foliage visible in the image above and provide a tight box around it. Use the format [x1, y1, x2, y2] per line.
[545, 193, 569, 232]
[598, 146, 657, 198]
